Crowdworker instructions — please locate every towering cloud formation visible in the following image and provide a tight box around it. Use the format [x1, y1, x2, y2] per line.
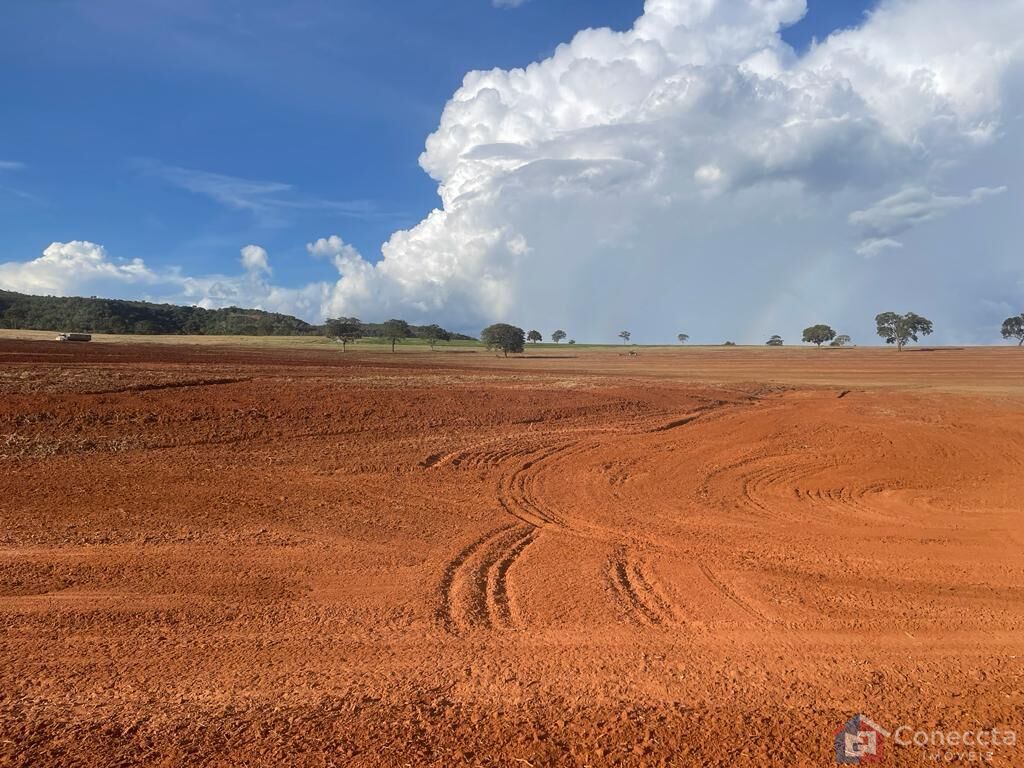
[317, 0, 1023, 342]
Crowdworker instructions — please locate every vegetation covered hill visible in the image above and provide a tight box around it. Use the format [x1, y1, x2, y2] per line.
[0, 289, 472, 340]
[0, 289, 320, 336]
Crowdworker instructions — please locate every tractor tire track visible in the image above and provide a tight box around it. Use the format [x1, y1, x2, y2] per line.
[436, 523, 518, 633]
[607, 548, 680, 626]
[439, 441, 570, 633]
[488, 527, 539, 628]
[697, 561, 769, 625]
[439, 393, 775, 633]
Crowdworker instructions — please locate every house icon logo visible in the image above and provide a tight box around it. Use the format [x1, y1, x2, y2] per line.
[835, 715, 890, 764]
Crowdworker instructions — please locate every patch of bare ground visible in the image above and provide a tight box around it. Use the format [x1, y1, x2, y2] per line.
[2, 338, 1023, 766]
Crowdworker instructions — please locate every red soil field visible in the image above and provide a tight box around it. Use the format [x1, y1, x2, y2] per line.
[2, 338, 1023, 766]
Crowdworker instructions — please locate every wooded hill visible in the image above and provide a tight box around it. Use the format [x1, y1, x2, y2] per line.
[0, 289, 471, 340]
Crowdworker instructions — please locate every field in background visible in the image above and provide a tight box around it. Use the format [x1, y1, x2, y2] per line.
[2, 336, 1023, 766]
[2, 328, 1022, 392]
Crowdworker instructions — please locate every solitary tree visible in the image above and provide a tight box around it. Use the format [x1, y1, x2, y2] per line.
[568, 339, 576, 345]
[766, 335, 784, 346]
[830, 334, 852, 348]
[552, 329, 567, 344]
[527, 330, 543, 344]
[875, 312, 933, 351]
[381, 319, 411, 352]
[324, 317, 361, 352]
[802, 324, 837, 347]
[619, 331, 631, 344]
[677, 333, 690, 344]
[723, 341, 737, 346]
[419, 323, 451, 350]
[481, 323, 526, 357]
[1001, 314, 1024, 346]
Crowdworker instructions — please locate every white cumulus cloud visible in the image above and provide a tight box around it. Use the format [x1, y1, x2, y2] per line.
[240, 244, 272, 275]
[0, 241, 159, 296]
[303, 0, 1024, 343]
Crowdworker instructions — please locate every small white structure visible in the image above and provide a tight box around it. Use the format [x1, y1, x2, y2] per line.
[55, 333, 92, 342]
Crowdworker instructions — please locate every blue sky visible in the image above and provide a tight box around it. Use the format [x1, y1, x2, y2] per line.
[1, 0, 872, 290]
[4, 0, 1019, 346]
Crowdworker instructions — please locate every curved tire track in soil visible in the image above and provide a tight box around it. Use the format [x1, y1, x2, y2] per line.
[498, 445, 577, 528]
[437, 393, 774, 633]
[438, 441, 573, 633]
[607, 548, 679, 626]
[437, 523, 538, 633]
[792, 482, 905, 524]
[488, 527, 539, 628]
[697, 561, 770, 625]
[436, 524, 517, 633]
[702, 452, 902, 526]
[700, 454, 814, 521]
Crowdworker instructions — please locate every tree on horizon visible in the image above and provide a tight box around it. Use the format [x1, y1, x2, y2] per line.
[419, 323, 451, 350]
[802, 324, 837, 348]
[481, 324, 526, 357]
[381, 319, 411, 352]
[324, 317, 361, 351]
[1001, 314, 1024, 346]
[875, 312, 933, 351]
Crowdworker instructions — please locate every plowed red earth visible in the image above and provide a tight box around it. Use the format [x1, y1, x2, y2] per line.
[2, 339, 1023, 767]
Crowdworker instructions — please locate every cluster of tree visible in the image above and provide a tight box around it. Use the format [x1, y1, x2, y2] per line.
[356, 320, 473, 342]
[322, 317, 467, 351]
[769, 332, 851, 347]
[10, 286, 1022, 351]
[346, 310, 1024, 355]
[788, 313, 932, 350]
[525, 329, 571, 344]
[491, 325, 583, 352]
[794, 326, 854, 348]
[614, 315, 1019, 348]
[0, 289, 319, 336]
